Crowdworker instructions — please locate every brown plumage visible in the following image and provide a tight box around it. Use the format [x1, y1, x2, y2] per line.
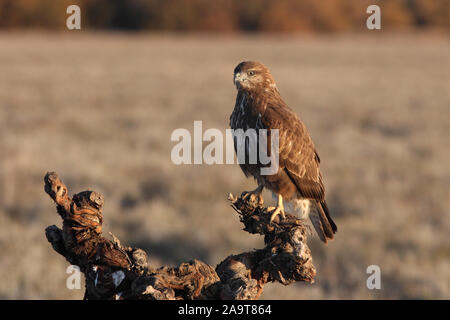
[230, 61, 337, 243]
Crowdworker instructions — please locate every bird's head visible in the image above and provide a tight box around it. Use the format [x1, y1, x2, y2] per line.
[233, 61, 277, 93]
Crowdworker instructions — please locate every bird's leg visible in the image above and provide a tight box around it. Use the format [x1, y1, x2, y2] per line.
[242, 183, 264, 205]
[269, 194, 286, 223]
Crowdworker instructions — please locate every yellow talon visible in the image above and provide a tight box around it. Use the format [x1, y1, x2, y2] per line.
[269, 194, 285, 223]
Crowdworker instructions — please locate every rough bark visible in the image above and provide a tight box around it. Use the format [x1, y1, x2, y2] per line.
[44, 172, 316, 300]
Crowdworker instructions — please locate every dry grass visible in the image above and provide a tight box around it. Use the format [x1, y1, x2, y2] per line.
[0, 32, 449, 299]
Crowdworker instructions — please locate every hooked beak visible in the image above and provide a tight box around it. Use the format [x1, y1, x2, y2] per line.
[234, 72, 243, 88]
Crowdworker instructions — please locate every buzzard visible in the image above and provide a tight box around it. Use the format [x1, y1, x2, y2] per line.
[230, 61, 337, 243]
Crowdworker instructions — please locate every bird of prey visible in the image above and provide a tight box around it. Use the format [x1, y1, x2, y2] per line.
[230, 61, 337, 243]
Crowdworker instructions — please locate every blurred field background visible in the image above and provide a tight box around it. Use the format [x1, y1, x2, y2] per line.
[0, 1, 449, 300]
[1, 0, 449, 32]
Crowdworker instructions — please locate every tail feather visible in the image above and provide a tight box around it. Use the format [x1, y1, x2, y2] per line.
[283, 197, 337, 244]
[310, 200, 337, 244]
[309, 206, 327, 243]
[320, 200, 337, 233]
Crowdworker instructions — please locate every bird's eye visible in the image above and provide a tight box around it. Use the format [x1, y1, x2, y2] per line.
[248, 71, 255, 76]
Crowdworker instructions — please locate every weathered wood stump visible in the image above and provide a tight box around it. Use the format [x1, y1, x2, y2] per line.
[44, 172, 315, 300]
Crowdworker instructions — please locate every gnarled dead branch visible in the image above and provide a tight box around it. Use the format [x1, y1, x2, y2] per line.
[44, 172, 315, 300]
